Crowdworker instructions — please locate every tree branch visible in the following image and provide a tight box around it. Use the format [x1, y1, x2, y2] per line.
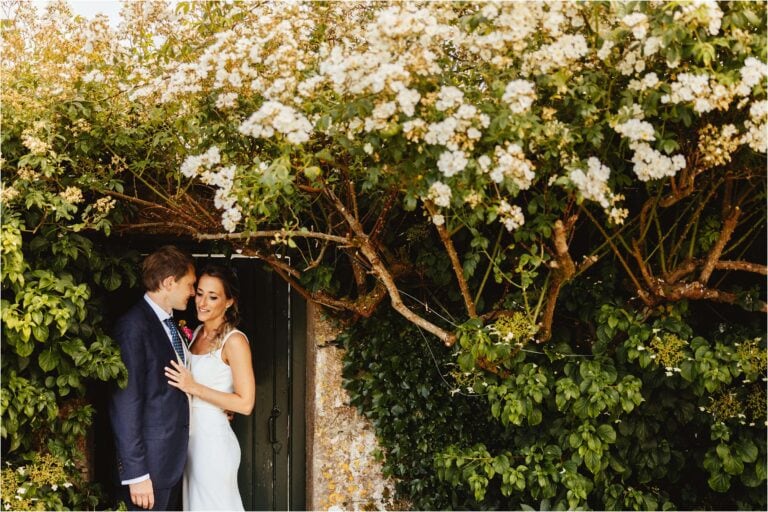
[699, 205, 741, 284]
[240, 246, 388, 317]
[369, 188, 398, 242]
[424, 201, 477, 318]
[196, 229, 351, 245]
[115, 221, 201, 235]
[714, 260, 768, 275]
[327, 188, 456, 346]
[656, 280, 767, 313]
[539, 217, 578, 342]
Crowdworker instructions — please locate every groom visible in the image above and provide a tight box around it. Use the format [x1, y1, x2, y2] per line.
[109, 245, 196, 510]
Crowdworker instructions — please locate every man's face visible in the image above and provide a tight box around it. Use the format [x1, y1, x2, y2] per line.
[167, 266, 196, 311]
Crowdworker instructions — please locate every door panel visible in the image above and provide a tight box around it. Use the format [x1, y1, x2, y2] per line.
[224, 258, 305, 511]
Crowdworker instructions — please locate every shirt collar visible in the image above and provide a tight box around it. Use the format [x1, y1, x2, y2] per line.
[144, 294, 173, 322]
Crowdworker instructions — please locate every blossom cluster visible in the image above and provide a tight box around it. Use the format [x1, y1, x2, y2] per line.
[238, 101, 313, 145]
[629, 142, 686, 182]
[38, 0, 763, 246]
[502, 80, 537, 114]
[496, 200, 525, 232]
[742, 100, 767, 153]
[675, 0, 724, 37]
[522, 34, 589, 76]
[569, 158, 627, 225]
[661, 73, 735, 113]
[180, 147, 242, 232]
[422, 97, 489, 152]
[427, 181, 452, 208]
[59, 187, 84, 205]
[478, 144, 535, 191]
[612, 106, 688, 182]
[614, 119, 655, 142]
[697, 124, 741, 169]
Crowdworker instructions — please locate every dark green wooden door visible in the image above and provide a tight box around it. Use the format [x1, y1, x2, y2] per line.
[225, 258, 306, 511]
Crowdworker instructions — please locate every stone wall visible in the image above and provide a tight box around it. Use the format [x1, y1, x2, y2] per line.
[306, 303, 395, 511]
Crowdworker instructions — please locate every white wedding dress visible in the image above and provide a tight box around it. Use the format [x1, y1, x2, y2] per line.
[183, 328, 245, 511]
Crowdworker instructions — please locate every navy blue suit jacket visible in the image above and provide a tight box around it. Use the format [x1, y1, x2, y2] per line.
[109, 298, 189, 489]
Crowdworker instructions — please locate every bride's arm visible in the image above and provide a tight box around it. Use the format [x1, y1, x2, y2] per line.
[165, 334, 255, 415]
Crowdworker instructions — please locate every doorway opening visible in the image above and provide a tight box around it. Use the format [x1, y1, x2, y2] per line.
[93, 250, 306, 511]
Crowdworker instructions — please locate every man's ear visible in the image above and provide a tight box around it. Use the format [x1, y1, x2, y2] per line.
[160, 275, 176, 290]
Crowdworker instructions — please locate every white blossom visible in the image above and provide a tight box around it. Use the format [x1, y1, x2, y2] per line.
[614, 119, 655, 142]
[497, 200, 525, 231]
[643, 36, 662, 56]
[396, 87, 421, 117]
[435, 86, 464, 111]
[597, 40, 614, 61]
[523, 34, 589, 76]
[662, 73, 735, 113]
[239, 101, 312, 144]
[82, 69, 105, 83]
[427, 181, 452, 208]
[502, 80, 536, 113]
[215, 92, 238, 109]
[737, 57, 768, 96]
[629, 142, 686, 181]
[488, 143, 535, 190]
[677, 0, 723, 36]
[437, 150, 468, 177]
[622, 13, 648, 39]
[742, 100, 768, 153]
[221, 207, 243, 232]
[569, 158, 612, 209]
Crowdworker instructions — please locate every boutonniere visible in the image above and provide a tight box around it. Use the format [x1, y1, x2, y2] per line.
[178, 319, 193, 344]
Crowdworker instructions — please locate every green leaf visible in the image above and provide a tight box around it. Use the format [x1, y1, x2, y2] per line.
[597, 424, 616, 444]
[527, 408, 542, 426]
[733, 439, 758, 463]
[584, 449, 601, 474]
[38, 349, 59, 372]
[16, 340, 34, 358]
[723, 455, 745, 476]
[708, 471, 731, 492]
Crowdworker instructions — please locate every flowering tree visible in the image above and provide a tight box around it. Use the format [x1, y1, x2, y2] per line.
[29, 0, 764, 342]
[2, 0, 766, 508]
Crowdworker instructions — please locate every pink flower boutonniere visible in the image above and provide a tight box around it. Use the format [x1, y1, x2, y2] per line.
[178, 319, 194, 344]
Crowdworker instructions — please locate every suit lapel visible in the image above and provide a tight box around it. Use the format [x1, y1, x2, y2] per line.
[138, 299, 177, 361]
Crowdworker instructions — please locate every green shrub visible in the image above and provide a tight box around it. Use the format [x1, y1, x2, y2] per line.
[344, 288, 766, 510]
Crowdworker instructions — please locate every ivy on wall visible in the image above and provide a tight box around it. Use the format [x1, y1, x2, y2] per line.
[1, 218, 133, 509]
[343, 271, 766, 510]
[341, 310, 504, 510]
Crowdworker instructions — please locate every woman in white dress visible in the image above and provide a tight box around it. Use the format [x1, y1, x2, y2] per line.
[165, 264, 255, 511]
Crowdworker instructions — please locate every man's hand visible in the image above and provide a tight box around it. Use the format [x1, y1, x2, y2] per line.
[129, 479, 155, 510]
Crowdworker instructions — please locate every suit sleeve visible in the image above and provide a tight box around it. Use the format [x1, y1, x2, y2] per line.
[109, 314, 149, 481]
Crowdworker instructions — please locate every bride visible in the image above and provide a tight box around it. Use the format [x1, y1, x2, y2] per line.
[165, 264, 255, 511]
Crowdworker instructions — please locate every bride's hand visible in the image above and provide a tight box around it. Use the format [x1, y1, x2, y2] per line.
[165, 360, 196, 393]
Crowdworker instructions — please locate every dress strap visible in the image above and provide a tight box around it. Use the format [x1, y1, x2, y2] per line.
[189, 324, 204, 350]
[220, 329, 246, 349]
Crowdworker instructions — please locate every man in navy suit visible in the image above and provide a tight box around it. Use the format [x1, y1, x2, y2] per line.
[110, 246, 196, 510]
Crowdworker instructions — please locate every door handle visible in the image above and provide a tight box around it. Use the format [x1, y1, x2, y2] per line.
[268, 407, 281, 444]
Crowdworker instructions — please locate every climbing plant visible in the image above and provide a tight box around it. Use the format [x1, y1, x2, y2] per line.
[344, 276, 766, 510]
[1, 3, 134, 506]
[2, 0, 766, 508]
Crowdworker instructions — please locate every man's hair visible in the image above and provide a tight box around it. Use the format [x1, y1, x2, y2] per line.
[141, 245, 194, 292]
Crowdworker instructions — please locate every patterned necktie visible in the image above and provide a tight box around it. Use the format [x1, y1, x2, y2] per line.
[163, 318, 186, 364]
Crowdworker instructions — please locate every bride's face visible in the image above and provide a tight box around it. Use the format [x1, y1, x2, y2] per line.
[195, 275, 234, 324]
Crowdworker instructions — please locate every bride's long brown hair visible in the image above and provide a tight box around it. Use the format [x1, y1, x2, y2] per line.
[198, 264, 241, 353]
